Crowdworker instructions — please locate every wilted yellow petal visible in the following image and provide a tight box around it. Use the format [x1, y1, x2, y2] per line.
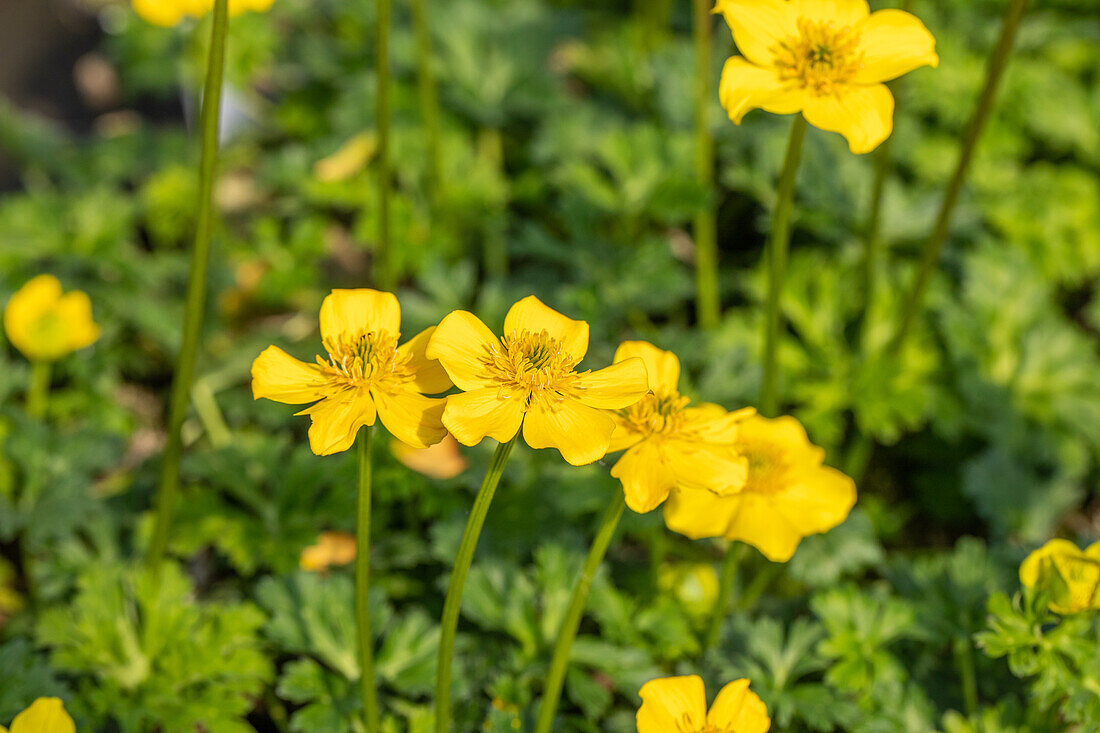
[391, 434, 468, 479]
[300, 531, 357, 571]
[313, 133, 377, 183]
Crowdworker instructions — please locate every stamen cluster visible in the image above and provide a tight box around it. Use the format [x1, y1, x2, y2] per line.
[617, 390, 690, 437]
[319, 330, 408, 388]
[479, 329, 583, 408]
[772, 18, 864, 95]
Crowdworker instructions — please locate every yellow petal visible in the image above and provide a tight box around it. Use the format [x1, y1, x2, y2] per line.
[613, 341, 680, 393]
[522, 397, 615, 466]
[791, 0, 868, 26]
[572, 358, 650, 409]
[611, 440, 676, 513]
[720, 492, 805, 561]
[663, 485, 742, 541]
[426, 311, 501, 391]
[707, 679, 771, 733]
[503, 296, 588, 362]
[715, 0, 798, 67]
[391, 434, 468, 479]
[802, 84, 894, 154]
[395, 326, 454, 394]
[1020, 539, 1089, 588]
[636, 676, 708, 733]
[300, 531, 357, 571]
[251, 345, 331, 404]
[665, 439, 749, 495]
[298, 390, 377, 456]
[854, 9, 939, 84]
[9, 698, 75, 733]
[372, 387, 447, 449]
[313, 132, 377, 183]
[441, 387, 524, 446]
[319, 289, 400, 343]
[680, 404, 756, 443]
[132, 0, 189, 25]
[771, 466, 857, 536]
[608, 416, 644, 453]
[719, 56, 804, 124]
[55, 291, 100, 352]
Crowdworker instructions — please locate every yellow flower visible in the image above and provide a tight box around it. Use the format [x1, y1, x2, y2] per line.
[636, 676, 770, 733]
[1019, 539, 1100, 615]
[3, 275, 99, 362]
[0, 698, 75, 733]
[716, 0, 938, 153]
[663, 415, 856, 562]
[426, 296, 649, 466]
[300, 531, 357, 572]
[132, 0, 273, 27]
[608, 341, 754, 513]
[251, 289, 451, 456]
[391, 434, 468, 479]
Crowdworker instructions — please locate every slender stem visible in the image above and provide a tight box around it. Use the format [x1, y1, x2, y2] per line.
[26, 360, 51, 419]
[434, 436, 517, 733]
[376, 0, 394, 289]
[410, 0, 441, 202]
[693, 0, 719, 330]
[888, 0, 1028, 354]
[146, 0, 228, 571]
[704, 542, 745, 648]
[858, 135, 891, 347]
[760, 116, 807, 417]
[355, 428, 381, 733]
[534, 492, 626, 733]
[479, 127, 508, 278]
[738, 560, 780, 610]
[953, 635, 979, 720]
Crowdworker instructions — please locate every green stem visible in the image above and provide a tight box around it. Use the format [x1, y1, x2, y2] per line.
[356, 428, 381, 733]
[693, 0, 718, 330]
[738, 560, 780, 610]
[859, 135, 891, 347]
[887, 0, 1028, 354]
[533, 492, 626, 733]
[953, 635, 979, 720]
[760, 116, 807, 417]
[26, 360, 50, 419]
[146, 0, 228, 571]
[434, 436, 516, 733]
[410, 0, 441, 202]
[376, 0, 394, 289]
[704, 542, 745, 648]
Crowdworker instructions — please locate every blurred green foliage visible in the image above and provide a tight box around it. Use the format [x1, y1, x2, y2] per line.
[0, 0, 1098, 729]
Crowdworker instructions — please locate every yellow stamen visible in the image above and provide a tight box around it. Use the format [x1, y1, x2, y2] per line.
[479, 329, 586, 409]
[617, 390, 691, 437]
[317, 329, 413, 389]
[772, 18, 864, 96]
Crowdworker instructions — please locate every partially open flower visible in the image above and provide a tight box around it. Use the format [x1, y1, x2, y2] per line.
[1019, 539, 1100, 615]
[636, 676, 770, 733]
[0, 698, 75, 733]
[3, 275, 99, 362]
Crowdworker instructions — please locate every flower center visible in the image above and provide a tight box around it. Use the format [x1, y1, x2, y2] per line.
[318, 329, 408, 388]
[480, 329, 582, 409]
[772, 18, 863, 95]
[740, 438, 794, 495]
[617, 390, 690, 437]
